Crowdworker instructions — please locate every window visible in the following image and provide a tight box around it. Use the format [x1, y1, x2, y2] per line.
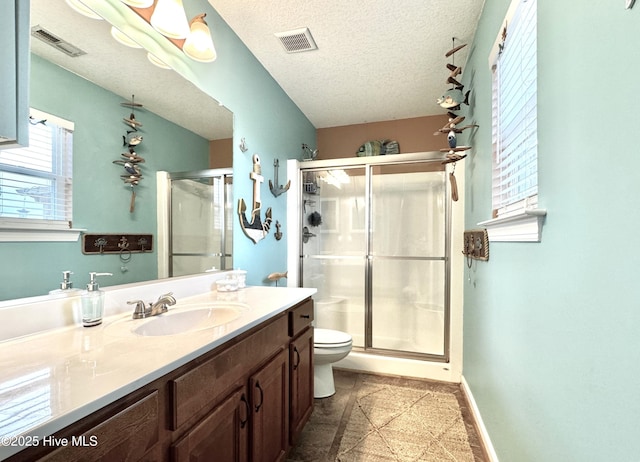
[480, 0, 545, 242]
[0, 108, 77, 242]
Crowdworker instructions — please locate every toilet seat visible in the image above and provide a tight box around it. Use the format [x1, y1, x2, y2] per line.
[314, 328, 352, 348]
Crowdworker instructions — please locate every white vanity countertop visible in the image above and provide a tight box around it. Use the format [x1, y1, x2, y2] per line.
[0, 285, 315, 460]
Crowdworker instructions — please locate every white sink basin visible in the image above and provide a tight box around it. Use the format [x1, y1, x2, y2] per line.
[106, 302, 247, 337]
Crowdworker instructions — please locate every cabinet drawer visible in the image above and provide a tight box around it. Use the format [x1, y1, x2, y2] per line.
[288, 299, 313, 338]
[39, 391, 159, 462]
[170, 315, 288, 430]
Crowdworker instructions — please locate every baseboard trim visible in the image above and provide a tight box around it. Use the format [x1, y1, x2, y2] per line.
[461, 376, 499, 462]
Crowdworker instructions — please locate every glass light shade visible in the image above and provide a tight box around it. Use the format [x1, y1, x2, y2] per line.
[183, 14, 217, 63]
[147, 52, 171, 69]
[65, 0, 103, 20]
[120, 0, 154, 8]
[111, 26, 142, 48]
[150, 0, 190, 39]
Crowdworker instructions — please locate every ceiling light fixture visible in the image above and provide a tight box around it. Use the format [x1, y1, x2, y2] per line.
[120, 0, 154, 8]
[122, 0, 217, 63]
[150, 0, 190, 39]
[183, 14, 217, 62]
[110, 26, 142, 48]
[65, 0, 103, 20]
[147, 52, 172, 69]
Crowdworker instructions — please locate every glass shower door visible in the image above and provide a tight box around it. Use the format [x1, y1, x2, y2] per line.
[300, 159, 450, 361]
[300, 167, 367, 347]
[369, 163, 448, 357]
[169, 171, 232, 277]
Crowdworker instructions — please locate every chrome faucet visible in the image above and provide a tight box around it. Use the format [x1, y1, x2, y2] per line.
[128, 292, 176, 319]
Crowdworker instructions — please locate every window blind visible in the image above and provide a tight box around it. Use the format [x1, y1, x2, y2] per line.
[0, 110, 73, 227]
[491, 0, 537, 218]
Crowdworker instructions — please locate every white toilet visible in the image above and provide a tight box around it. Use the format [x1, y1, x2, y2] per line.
[313, 327, 353, 398]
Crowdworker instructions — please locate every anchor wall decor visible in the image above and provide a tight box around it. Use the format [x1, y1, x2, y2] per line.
[238, 154, 272, 243]
[269, 159, 291, 197]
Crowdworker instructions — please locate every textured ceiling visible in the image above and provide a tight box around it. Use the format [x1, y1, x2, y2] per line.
[30, 0, 484, 136]
[208, 0, 485, 128]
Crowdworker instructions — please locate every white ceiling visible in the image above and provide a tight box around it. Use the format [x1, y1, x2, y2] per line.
[30, 0, 484, 138]
[209, 0, 485, 128]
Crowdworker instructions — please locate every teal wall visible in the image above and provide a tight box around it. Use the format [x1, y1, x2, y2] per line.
[85, 0, 316, 287]
[177, 1, 316, 286]
[0, 55, 209, 300]
[462, 1, 640, 460]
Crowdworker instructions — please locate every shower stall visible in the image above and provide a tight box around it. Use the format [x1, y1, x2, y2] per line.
[291, 152, 463, 371]
[157, 169, 233, 278]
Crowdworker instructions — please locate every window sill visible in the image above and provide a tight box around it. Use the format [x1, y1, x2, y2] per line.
[0, 225, 85, 242]
[478, 209, 547, 242]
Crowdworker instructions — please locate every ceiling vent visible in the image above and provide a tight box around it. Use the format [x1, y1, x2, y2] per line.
[274, 27, 317, 53]
[31, 25, 86, 58]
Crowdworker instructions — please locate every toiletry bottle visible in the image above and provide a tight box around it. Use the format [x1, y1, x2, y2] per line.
[81, 272, 112, 327]
[49, 270, 82, 295]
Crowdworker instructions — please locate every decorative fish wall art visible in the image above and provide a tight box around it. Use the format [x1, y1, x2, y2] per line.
[113, 95, 145, 213]
[434, 39, 478, 201]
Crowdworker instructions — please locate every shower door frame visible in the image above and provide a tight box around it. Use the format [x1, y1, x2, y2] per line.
[167, 168, 233, 277]
[297, 152, 452, 363]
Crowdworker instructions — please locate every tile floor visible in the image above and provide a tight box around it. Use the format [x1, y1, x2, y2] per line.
[287, 369, 487, 462]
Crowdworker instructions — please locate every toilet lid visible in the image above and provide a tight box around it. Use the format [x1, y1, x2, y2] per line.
[314, 328, 352, 346]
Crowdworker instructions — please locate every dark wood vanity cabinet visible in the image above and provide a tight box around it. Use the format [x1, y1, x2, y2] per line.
[288, 302, 314, 445]
[36, 390, 160, 462]
[171, 387, 249, 462]
[172, 348, 290, 462]
[249, 348, 290, 462]
[8, 297, 314, 462]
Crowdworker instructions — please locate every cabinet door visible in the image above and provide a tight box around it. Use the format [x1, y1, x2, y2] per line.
[171, 387, 249, 462]
[290, 327, 314, 444]
[250, 348, 289, 462]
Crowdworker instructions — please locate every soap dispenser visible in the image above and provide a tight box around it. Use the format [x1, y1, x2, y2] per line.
[49, 271, 82, 296]
[81, 272, 112, 327]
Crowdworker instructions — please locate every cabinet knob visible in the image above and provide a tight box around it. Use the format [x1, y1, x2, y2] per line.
[300, 314, 310, 319]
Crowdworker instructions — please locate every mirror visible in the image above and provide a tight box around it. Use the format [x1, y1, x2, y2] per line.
[5, 0, 233, 300]
[30, 0, 233, 143]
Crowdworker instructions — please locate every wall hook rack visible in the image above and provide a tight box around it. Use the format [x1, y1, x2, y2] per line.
[462, 229, 489, 264]
[82, 233, 154, 255]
